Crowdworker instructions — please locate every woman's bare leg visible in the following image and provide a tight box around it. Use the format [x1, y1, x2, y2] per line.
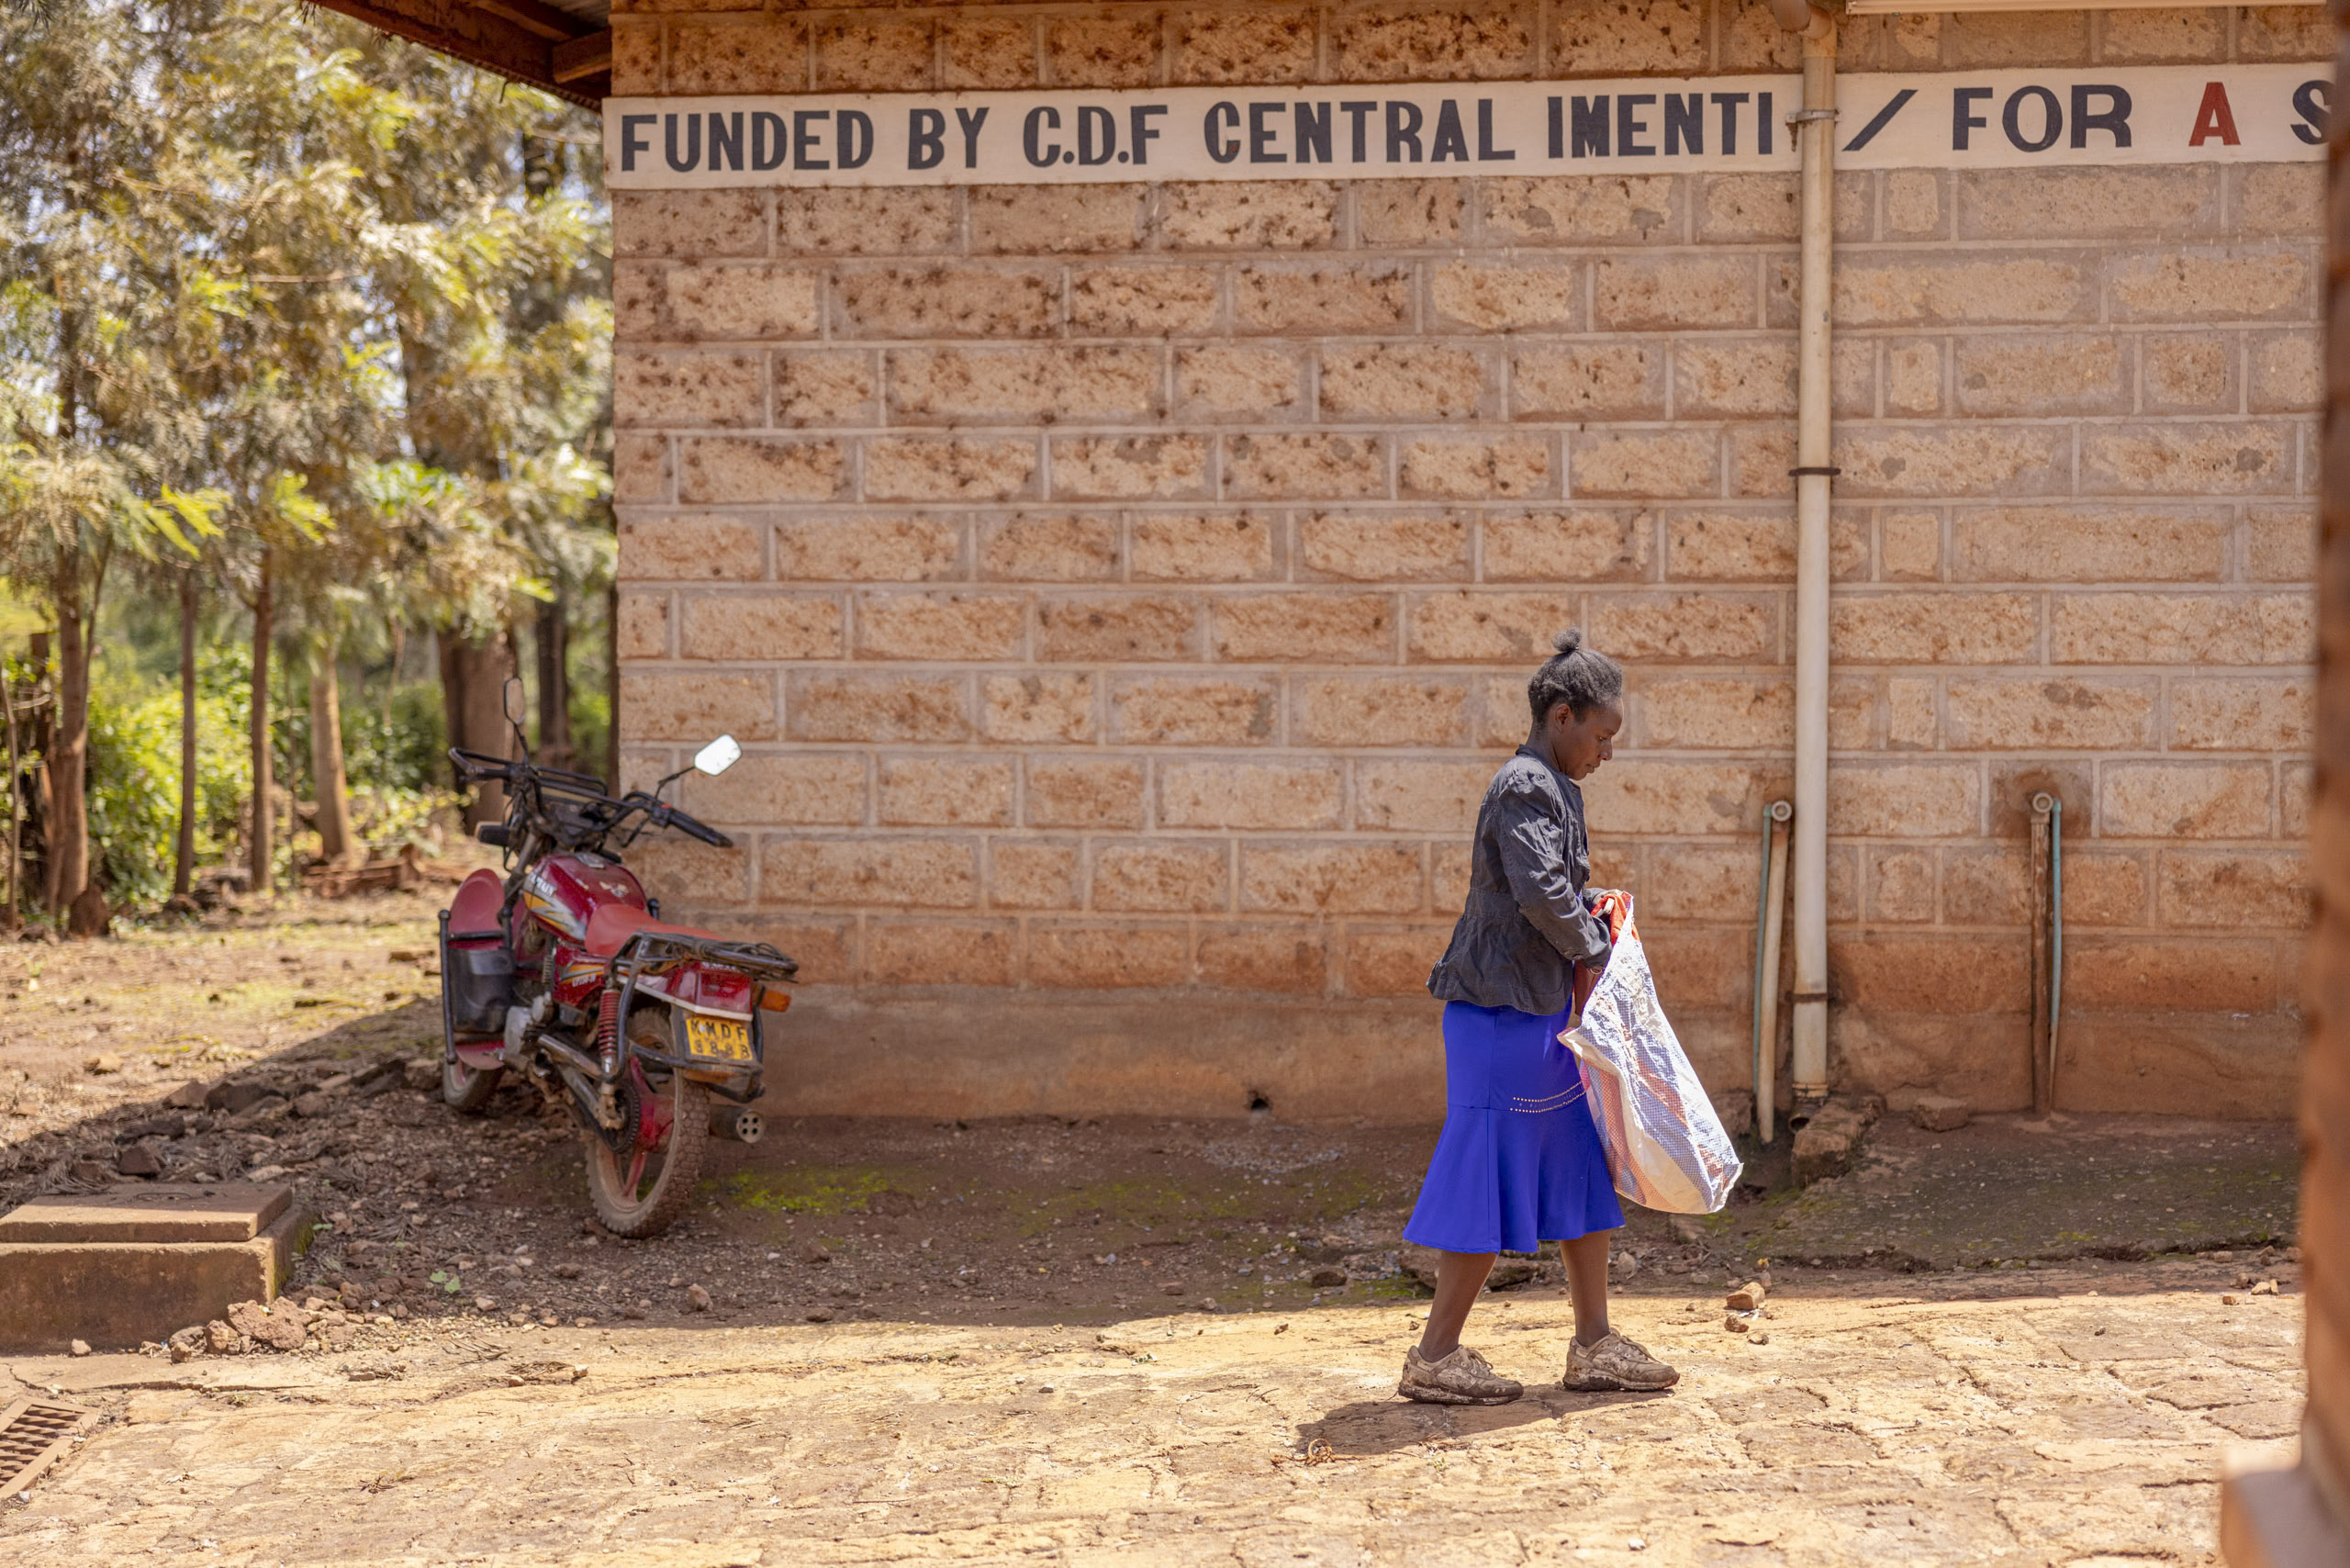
[1559, 1232, 1614, 1346]
[1416, 1251, 1497, 1360]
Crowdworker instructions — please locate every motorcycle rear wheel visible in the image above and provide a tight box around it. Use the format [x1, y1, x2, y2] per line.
[583, 1012, 710, 1238]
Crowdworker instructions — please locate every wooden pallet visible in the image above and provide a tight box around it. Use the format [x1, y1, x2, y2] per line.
[0, 1397, 96, 1497]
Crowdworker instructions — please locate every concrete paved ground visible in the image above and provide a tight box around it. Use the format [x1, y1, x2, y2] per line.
[0, 1252, 2304, 1566]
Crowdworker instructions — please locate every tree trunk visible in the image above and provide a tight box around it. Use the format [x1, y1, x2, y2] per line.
[536, 589, 570, 769]
[248, 547, 274, 894]
[440, 627, 512, 827]
[6, 656, 22, 926]
[309, 639, 355, 868]
[383, 618, 403, 730]
[29, 633, 51, 915]
[49, 591, 92, 918]
[174, 576, 197, 898]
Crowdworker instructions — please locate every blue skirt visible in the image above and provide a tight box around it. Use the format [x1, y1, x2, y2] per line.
[1402, 1001, 1627, 1255]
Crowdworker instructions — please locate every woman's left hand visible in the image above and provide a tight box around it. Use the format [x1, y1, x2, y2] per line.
[1590, 889, 1632, 945]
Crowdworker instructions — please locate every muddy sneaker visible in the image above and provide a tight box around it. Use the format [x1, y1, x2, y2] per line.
[1562, 1331, 1679, 1392]
[1398, 1344, 1522, 1406]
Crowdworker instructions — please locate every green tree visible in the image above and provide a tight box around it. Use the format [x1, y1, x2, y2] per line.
[0, 0, 611, 908]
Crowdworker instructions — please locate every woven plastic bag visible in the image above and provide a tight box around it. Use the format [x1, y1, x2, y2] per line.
[1558, 894, 1742, 1215]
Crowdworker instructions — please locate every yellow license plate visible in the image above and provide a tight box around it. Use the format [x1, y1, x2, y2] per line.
[684, 1015, 754, 1063]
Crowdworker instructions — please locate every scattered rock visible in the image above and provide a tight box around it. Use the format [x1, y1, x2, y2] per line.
[552, 1262, 582, 1279]
[1724, 1315, 1751, 1333]
[246, 1164, 289, 1183]
[209, 1080, 280, 1115]
[206, 1320, 237, 1354]
[1485, 1257, 1539, 1291]
[2252, 1279, 2280, 1296]
[1910, 1095, 1972, 1133]
[229, 1098, 290, 1132]
[1611, 1251, 1641, 1281]
[686, 1284, 712, 1312]
[805, 1308, 834, 1323]
[228, 1298, 309, 1352]
[1308, 1268, 1348, 1289]
[1292, 1235, 1370, 1265]
[1397, 1244, 1534, 1293]
[1792, 1098, 1879, 1186]
[402, 1059, 439, 1092]
[168, 1326, 207, 1363]
[70, 1338, 90, 1357]
[116, 1143, 162, 1178]
[1748, 1331, 1771, 1346]
[67, 1159, 113, 1184]
[1726, 1281, 1767, 1312]
[799, 1243, 831, 1265]
[119, 1114, 186, 1141]
[292, 1092, 332, 1119]
[162, 1080, 213, 1110]
[84, 1052, 122, 1076]
[2222, 1294, 2242, 1305]
[1161, 1282, 1186, 1296]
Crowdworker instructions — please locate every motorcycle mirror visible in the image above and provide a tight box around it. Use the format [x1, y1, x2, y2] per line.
[692, 734, 742, 778]
[502, 676, 526, 726]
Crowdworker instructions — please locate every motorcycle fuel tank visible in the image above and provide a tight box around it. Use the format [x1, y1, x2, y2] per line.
[519, 852, 647, 940]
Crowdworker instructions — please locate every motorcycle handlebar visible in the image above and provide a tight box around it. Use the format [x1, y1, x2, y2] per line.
[447, 747, 517, 787]
[448, 748, 734, 851]
[653, 801, 732, 849]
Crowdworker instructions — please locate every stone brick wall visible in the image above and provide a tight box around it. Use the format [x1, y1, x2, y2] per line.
[610, 0, 2325, 1119]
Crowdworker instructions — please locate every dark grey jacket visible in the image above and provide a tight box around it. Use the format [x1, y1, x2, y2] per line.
[1426, 745, 1611, 1015]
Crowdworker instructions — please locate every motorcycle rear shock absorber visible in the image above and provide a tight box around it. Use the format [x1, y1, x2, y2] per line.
[594, 987, 621, 1074]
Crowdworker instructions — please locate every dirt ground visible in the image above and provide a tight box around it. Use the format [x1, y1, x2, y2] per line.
[0, 892, 2314, 1564]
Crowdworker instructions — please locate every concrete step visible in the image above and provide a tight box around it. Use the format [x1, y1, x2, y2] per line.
[0, 1183, 314, 1352]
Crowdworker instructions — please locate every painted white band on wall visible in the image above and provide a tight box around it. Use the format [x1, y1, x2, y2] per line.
[606, 65, 2326, 189]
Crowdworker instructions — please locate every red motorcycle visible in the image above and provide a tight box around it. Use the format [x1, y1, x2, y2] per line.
[437, 712, 797, 1237]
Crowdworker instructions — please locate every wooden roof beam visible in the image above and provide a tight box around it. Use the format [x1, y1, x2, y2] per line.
[303, 0, 602, 107]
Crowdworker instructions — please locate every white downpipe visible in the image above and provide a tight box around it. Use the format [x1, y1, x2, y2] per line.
[1786, 5, 1837, 1106]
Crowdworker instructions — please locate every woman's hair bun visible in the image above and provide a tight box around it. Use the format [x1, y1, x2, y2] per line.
[1528, 626, 1622, 722]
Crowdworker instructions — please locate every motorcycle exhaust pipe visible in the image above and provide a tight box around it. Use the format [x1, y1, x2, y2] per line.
[710, 1104, 764, 1146]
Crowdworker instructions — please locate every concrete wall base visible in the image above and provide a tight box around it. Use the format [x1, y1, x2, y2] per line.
[757, 988, 2299, 1121]
[763, 990, 1446, 1120]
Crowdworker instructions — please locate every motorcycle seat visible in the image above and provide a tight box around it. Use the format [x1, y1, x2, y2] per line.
[583, 902, 723, 958]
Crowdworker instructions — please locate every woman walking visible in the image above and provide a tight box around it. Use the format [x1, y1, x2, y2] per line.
[1397, 630, 1678, 1406]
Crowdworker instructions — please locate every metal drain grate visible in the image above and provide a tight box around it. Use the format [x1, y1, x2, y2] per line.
[0, 1397, 96, 1496]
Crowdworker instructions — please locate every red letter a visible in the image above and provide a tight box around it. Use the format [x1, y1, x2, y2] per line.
[2189, 81, 2241, 147]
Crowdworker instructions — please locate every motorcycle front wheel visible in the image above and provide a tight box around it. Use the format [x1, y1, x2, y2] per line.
[442, 1055, 500, 1114]
[582, 1011, 711, 1238]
